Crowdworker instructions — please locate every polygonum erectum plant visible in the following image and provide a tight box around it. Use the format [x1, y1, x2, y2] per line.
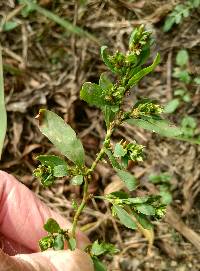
[33, 25, 199, 270]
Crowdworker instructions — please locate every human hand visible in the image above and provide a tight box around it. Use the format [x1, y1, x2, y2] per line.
[0, 170, 94, 271]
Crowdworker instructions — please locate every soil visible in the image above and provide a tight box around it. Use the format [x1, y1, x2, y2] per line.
[0, 0, 200, 270]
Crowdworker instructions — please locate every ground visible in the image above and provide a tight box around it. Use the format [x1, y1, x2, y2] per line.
[0, 0, 200, 270]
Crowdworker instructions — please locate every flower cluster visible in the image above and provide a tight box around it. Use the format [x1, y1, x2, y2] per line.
[33, 165, 55, 187]
[131, 101, 163, 118]
[114, 140, 144, 162]
[129, 25, 152, 55]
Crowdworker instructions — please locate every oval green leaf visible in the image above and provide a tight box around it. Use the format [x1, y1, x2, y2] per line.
[135, 204, 155, 216]
[37, 110, 85, 167]
[116, 169, 137, 191]
[164, 99, 180, 114]
[127, 116, 182, 138]
[100, 46, 115, 73]
[44, 218, 61, 233]
[80, 82, 106, 108]
[113, 205, 137, 230]
[127, 53, 160, 88]
[71, 175, 84, 185]
[53, 234, 64, 250]
[68, 237, 76, 251]
[92, 257, 107, 271]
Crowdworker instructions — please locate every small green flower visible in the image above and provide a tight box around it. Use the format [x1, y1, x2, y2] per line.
[126, 142, 144, 162]
[114, 141, 144, 162]
[129, 25, 152, 55]
[33, 165, 55, 187]
[132, 101, 163, 118]
[39, 236, 54, 251]
[155, 206, 166, 219]
[104, 86, 125, 105]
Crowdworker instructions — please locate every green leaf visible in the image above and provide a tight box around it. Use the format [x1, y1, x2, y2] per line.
[39, 236, 54, 251]
[19, 0, 36, 17]
[160, 190, 172, 205]
[128, 197, 149, 204]
[102, 105, 117, 128]
[99, 73, 113, 91]
[36, 155, 68, 177]
[91, 241, 119, 256]
[164, 98, 180, 113]
[105, 149, 122, 170]
[192, 0, 200, 7]
[91, 241, 106, 256]
[53, 165, 68, 177]
[149, 173, 171, 184]
[68, 237, 76, 251]
[114, 143, 127, 157]
[113, 205, 137, 229]
[127, 116, 182, 138]
[72, 199, 78, 210]
[37, 155, 66, 167]
[110, 191, 129, 199]
[71, 175, 84, 185]
[44, 218, 61, 233]
[115, 169, 137, 191]
[173, 69, 191, 84]
[175, 13, 182, 24]
[100, 46, 115, 73]
[174, 89, 185, 96]
[127, 53, 160, 88]
[53, 234, 64, 250]
[176, 133, 200, 144]
[194, 77, 200, 84]
[92, 257, 107, 271]
[135, 204, 155, 216]
[37, 109, 85, 167]
[0, 47, 7, 159]
[163, 16, 175, 32]
[2, 21, 19, 32]
[121, 155, 129, 168]
[133, 212, 153, 230]
[181, 116, 197, 129]
[182, 94, 191, 102]
[80, 82, 106, 108]
[176, 49, 189, 67]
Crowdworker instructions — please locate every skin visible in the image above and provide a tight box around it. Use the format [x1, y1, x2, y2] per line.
[0, 170, 94, 271]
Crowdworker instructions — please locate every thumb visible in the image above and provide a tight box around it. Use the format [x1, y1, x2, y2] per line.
[0, 248, 94, 271]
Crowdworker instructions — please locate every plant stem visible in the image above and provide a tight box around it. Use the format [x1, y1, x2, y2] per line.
[71, 112, 124, 237]
[71, 177, 88, 238]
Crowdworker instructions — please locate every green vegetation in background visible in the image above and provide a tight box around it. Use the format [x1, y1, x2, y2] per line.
[164, 49, 200, 143]
[164, 49, 191, 114]
[163, 0, 200, 32]
[149, 173, 173, 205]
[1, 0, 98, 44]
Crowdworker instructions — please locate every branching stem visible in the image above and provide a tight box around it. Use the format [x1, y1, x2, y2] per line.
[71, 112, 124, 237]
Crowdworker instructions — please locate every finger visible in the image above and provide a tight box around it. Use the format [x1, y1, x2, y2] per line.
[0, 171, 89, 253]
[0, 248, 94, 271]
[0, 233, 33, 255]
